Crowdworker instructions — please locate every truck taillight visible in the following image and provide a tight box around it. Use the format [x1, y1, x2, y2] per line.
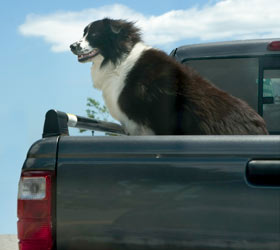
[17, 171, 55, 250]
[267, 41, 280, 51]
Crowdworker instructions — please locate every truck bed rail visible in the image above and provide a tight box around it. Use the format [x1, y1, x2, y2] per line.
[42, 109, 125, 138]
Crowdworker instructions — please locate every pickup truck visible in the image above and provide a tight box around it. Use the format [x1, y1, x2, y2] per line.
[18, 39, 280, 250]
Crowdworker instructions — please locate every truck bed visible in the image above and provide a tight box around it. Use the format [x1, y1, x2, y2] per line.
[23, 135, 280, 250]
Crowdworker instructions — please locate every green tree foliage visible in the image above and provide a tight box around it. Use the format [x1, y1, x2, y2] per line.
[85, 97, 110, 121]
[80, 97, 112, 134]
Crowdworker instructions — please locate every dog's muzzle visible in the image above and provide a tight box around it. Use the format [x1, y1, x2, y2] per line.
[70, 42, 81, 55]
[70, 42, 99, 62]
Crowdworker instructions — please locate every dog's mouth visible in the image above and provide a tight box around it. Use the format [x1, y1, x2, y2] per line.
[78, 49, 99, 62]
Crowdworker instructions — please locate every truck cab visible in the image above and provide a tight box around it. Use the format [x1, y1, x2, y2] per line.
[171, 39, 280, 134]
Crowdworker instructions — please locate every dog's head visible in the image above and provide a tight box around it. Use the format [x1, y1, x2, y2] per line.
[70, 18, 141, 66]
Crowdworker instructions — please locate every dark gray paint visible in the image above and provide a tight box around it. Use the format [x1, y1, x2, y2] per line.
[22, 137, 58, 171]
[56, 136, 280, 250]
[170, 38, 280, 62]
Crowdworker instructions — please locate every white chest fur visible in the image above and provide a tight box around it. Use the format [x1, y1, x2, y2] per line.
[90, 43, 155, 135]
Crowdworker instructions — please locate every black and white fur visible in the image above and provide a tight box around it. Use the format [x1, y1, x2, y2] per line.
[70, 18, 268, 135]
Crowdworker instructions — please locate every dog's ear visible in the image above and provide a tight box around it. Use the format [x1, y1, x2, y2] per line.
[103, 18, 122, 34]
[110, 22, 122, 34]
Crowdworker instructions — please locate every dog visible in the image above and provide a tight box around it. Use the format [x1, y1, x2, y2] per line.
[70, 18, 268, 135]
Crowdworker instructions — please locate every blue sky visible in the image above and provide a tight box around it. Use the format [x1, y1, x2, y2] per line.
[1, 0, 279, 234]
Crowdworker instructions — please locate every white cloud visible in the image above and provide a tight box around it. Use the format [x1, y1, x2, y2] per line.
[19, 0, 280, 52]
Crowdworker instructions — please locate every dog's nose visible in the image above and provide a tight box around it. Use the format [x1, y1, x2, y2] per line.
[70, 42, 82, 55]
[70, 43, 77, 51]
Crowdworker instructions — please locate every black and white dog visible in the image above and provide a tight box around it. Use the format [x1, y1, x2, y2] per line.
[70, 18, 268, 135]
